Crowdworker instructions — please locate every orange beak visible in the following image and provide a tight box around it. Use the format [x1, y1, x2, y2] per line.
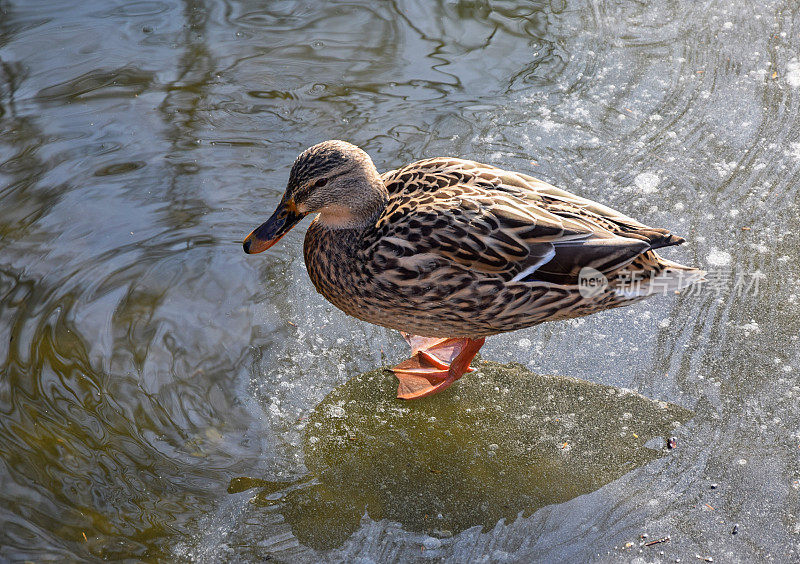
[243, 199, 304, 254]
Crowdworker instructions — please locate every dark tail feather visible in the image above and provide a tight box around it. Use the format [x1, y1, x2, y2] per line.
[649, 232, 685, 250]
[611, 225, 685, 251]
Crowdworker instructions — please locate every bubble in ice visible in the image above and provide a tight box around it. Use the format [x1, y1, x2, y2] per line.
[741, 321, 760, 336]
[787, 58, 800, 88]
[706, 249, 732, 266]
[633, 172, 660, 194]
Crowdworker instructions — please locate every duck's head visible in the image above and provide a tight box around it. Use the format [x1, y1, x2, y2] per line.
[243, 140, 387, 254]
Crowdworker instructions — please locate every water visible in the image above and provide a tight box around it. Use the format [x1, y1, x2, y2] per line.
[1, 0, 799, 561]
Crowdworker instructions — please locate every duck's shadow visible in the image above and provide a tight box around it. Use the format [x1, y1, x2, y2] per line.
[231, 361, 692, 550]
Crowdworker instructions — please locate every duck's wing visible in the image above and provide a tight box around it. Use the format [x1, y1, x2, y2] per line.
[373, 158, 684, 285]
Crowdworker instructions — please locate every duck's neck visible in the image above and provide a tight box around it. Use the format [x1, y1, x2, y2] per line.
[316, 173, 388, 231]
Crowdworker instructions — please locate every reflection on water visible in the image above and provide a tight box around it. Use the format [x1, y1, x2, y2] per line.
[1, 0, 800, 561]
[235, 362, 691, 550]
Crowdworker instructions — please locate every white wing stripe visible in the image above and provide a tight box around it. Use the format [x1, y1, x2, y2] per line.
[511, 247, 556, 281]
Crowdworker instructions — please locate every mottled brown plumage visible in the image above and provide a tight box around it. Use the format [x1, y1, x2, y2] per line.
[244, 140, 703, 399]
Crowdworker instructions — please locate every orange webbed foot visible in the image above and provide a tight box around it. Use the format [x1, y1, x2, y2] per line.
[391, 334, 485, 400]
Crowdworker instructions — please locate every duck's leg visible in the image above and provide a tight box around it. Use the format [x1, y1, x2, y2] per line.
[391, 333, 486, 400]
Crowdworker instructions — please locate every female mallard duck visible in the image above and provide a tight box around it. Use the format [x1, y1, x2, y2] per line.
[244, 140, 703, 400]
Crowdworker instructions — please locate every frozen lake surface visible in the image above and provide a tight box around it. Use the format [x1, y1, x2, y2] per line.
[0, 0, 799, 561]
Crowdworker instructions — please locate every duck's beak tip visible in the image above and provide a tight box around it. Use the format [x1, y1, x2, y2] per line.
[242, 199, 303, 255]
[242, 231, 279, 254]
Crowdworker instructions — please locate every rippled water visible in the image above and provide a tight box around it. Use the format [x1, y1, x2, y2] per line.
[2, 0, 800, 561]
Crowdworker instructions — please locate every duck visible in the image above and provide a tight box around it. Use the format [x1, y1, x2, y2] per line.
[243, 140, 704, 400]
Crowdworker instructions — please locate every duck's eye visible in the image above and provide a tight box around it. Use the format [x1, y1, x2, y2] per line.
[314, 178, 328, 188]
